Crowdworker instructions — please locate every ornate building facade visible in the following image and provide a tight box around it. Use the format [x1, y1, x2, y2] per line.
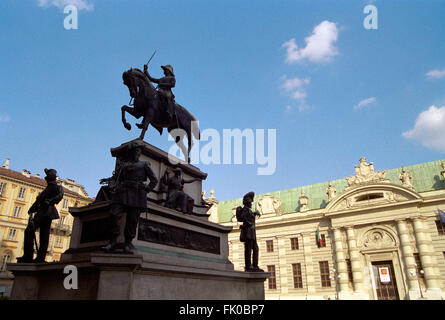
[214, 158, 445, 300]
[0, 159, 93, 297]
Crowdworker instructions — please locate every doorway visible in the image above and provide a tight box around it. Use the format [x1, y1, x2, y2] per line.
[371, 261, 399, 300]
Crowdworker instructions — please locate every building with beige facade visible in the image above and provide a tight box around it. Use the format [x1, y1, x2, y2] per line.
[0, 159, 93, 297]
[213, 157, 445, 300]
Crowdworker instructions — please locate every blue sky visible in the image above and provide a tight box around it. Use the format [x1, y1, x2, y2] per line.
[1, 0, 445, 201]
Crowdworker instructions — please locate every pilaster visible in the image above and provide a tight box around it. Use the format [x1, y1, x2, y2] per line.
[302, 232, 316, 294]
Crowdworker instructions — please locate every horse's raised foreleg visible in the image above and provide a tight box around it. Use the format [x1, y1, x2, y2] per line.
[121, 105, 132, 131]
[138, 109, 155, 140]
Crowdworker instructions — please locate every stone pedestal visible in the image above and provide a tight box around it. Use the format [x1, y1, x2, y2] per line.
[8, 252, 267, 300]
[7, 140, 269, 300]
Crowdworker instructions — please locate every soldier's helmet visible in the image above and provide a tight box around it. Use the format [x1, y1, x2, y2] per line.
[243, 191, 255, 203]
[44, 168, 57, 181]
[161, 65, 175, 77]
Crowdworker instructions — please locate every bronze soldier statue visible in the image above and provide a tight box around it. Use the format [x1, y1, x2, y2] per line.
[101, 141, 158, 254]
[236, 192, 264, 272]
[161, 168, 199, 214]
[17, 169, 64, 263]
[143, 63, 176, 120]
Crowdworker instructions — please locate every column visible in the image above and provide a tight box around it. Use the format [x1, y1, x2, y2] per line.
[332, 227, 349, 293]
[302, 232, 316, 295]
[396, 219, 418, 291]
[277, 236, 288, 295]
[412, 218, 440, 290]
[346, 226, 364, 293]
[423, 219, 441, 286]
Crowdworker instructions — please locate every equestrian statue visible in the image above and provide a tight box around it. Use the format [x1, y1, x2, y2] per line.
[121, 60, 200, 163]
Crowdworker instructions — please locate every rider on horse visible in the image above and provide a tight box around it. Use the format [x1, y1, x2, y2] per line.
[143, 64, 176, 120]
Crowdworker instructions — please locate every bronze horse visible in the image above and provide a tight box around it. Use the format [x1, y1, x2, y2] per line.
[121, 68, 200, 163]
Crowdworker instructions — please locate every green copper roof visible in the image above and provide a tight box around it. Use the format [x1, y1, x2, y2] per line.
[217, 158, 445, 223]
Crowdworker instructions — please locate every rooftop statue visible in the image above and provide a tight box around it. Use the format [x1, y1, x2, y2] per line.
[346, 157, 388, 186]
[121, 62, 200, 163]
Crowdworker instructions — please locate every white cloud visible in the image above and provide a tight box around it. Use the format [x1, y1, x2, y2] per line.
[281, 76, 310, 101]
[354, 97, 376, 110]
[282, 20, 339, 63]
[402, 105, 445, 152]
[0, 115, 11, 123]
[38, 0, 94, 11]
[426, 69, 445, 80]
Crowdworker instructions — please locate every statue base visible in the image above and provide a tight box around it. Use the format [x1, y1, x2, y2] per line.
[7, 252, 267, 299]
[7, 201, 268, 299]
[7, 140, 269, 299]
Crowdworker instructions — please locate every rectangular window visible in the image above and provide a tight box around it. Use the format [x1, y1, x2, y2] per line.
[319, 261, 331, 287]
[346, 259, 353, 283]
[60, 215, 65, 225]
[62, 199, 69, 210]
[13, 206, 21, 218]
[292, 263, 303, 288]
[266, 240, 274, 252]
[413, 253, 424, 278]
[0, 182, 6, 197]
[7, 229, 16, 241]
[436, 220, 445, 236]
[17, 187, 26, 200]
[267, 265, 277, 289]
[290, 237, 299, 250]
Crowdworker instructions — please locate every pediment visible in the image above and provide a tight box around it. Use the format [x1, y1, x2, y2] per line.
[325, 183, 421, 213]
